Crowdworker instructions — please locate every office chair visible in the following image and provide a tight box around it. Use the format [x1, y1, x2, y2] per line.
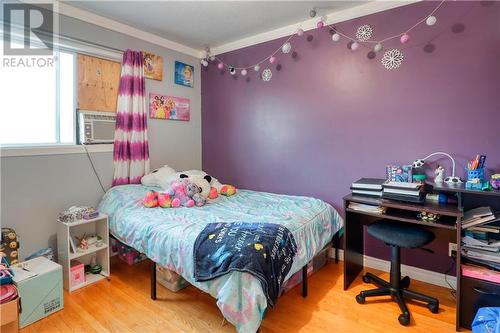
[355, 220, 440, 326]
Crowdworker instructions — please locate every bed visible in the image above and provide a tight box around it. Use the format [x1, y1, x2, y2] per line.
[98, 185, 343, 333]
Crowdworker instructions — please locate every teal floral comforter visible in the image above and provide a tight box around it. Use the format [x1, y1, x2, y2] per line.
[98, 185, 343, 333]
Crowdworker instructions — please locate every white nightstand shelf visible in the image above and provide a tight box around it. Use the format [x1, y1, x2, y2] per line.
[70, 244, 108, 260]
[57, 213, 110, 292]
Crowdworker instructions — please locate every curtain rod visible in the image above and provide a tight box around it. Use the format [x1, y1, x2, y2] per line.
[57, 33, 125, 54]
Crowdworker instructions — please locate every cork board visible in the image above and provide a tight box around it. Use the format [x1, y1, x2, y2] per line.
[78, 54, 121, 113]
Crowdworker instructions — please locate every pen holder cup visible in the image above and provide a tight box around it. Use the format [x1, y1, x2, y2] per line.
[467, 168, 484, 181]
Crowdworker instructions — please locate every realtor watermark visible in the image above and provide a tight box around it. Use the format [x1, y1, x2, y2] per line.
[2, 2, 56, 67]
[2, 56, 55, 67]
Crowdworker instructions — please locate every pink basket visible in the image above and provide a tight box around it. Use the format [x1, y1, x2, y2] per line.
[70, 260, 85, 287]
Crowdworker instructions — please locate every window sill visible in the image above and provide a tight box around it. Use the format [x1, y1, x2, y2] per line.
[0, 144, 114, 157]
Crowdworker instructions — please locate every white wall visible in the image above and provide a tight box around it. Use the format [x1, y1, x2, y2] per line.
[0, 14, 202, 258]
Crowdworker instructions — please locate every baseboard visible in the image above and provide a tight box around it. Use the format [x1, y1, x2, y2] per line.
[327, 248, 457, 289]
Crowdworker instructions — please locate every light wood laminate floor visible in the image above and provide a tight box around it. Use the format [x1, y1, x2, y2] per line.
[21, 258, 466, 333]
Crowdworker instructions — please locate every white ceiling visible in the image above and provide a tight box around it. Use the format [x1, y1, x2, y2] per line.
[67, 1, 370, 50]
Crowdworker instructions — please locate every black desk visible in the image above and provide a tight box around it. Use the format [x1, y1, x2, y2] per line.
[343, 194, 464, 329]
[343, 186, 500, 331]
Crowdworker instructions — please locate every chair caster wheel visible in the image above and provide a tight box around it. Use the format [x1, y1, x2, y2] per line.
[362, 275, 370, 283]
[401, 276, 410, 289]
[427, 302, 439, 314]
[398, 313, 410, 326]
[355, 294, 365, 304]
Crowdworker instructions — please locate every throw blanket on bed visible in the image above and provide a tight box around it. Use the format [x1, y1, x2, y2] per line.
[194, 222, 297, 308]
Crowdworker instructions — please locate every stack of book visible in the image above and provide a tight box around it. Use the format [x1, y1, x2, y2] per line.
[461, 206, 499, 230]
[462, 263, 500, 283]
[350, 178, 385, 197]
[461, 206, 500, 274]
[461, 235, 500, 271]
[347, 202, 387, 214]
[381, 181, 425, 203]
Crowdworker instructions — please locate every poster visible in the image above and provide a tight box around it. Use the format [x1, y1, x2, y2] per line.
[149, 93, 190, 121]
[143, 51, 162, 81]
[174, 61, 194, 87]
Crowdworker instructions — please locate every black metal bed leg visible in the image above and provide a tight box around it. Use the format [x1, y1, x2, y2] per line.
[302, 265, 308, 298]
[332, 232, 340, 264]
[151, 260, 157, 300]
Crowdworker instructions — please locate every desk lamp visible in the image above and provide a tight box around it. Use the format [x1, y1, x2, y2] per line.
[412, 152, 462, 184]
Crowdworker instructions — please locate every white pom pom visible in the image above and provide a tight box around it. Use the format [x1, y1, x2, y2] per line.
[281, 42, 291, 54]
[254, 64, 260, 72]
[374, 43, 383, 53]
[331, 33, 340, 42]
[426, 16, 437, 26]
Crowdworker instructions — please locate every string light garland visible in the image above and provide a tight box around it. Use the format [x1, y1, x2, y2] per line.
[206, 0, 446, 75]
[400, 33, 410, 44]
[381, 49, 404, 70]
[261, 68, 272, 81]
[355, 24, 373, 41]
[281, 42, 292, 54]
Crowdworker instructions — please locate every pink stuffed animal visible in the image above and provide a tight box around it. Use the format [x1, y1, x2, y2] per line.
[167, 180, 195, 208]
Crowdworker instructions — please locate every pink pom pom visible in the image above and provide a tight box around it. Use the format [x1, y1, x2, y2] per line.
[351, 42, 360, 51]
[186, 199, 195, 207]
[241, 69, 247, 76]
[297, 28, 304, 36]
[400, 33, 410, 44]
[171, 198, 180, 208]
[269, 56, 276, 64]
[317, 21, 324, 29]
[217, 63, 224, 70]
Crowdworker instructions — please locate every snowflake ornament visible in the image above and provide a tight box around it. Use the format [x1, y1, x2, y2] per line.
[261, 68, 272, 81]
[381, 49, 404, 70]
[356, 24, 373, 41]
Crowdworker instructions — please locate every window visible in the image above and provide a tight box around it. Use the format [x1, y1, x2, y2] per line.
[0, 42, 75, 146]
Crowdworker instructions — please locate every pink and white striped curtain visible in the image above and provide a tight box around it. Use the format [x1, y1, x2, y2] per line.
[112, 50, 150, 186]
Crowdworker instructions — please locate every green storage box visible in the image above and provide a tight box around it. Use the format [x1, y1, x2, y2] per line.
[11, 256, 64, 328]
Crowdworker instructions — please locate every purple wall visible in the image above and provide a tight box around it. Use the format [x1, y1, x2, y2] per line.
[202, 1, 500, 273]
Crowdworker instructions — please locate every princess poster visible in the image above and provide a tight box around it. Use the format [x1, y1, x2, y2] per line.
[174, 61, 194, 87]
[149, 94, 190, 121]
[143, 51, 163, 81]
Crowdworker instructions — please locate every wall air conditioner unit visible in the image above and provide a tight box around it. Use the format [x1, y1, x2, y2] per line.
[78, 110, 116, 145]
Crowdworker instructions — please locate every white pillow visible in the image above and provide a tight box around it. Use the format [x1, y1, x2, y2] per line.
[141, 165, 176, 189]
